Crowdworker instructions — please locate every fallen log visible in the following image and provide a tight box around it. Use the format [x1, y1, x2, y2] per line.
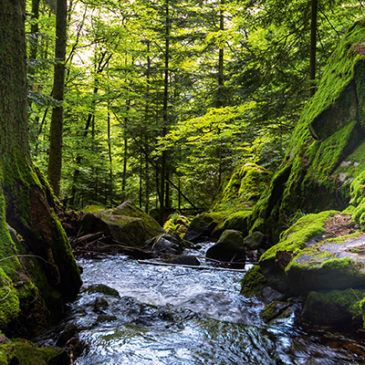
[137, 260, 247, 272]
[71, 232, 105, 246]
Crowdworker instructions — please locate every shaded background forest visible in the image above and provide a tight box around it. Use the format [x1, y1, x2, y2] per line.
[27, 0, 364, 213]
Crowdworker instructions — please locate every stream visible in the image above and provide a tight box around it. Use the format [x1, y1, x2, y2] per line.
[35, 243, 365, 364]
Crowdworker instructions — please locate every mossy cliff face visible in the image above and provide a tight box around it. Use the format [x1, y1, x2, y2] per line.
[251, 21, 365, 241]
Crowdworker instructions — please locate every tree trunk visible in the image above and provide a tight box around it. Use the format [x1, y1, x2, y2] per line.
[29, 0, 40, 65]
[309, 0, 318, 96]
[217, 0, 225, 108]
[160, 0, 170, 220]
[107, 105, 113, 206]
[0, 0, 81, 333]
[48, 0, 67, 196]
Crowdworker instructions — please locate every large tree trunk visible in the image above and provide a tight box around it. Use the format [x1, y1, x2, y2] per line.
[48, 0, 67, 196]
[0, 0, 81, 335]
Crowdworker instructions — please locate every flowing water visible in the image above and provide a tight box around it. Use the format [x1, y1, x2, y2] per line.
[36, 244, 365, 364]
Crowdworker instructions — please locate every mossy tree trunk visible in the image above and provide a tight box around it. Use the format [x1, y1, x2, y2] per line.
[0, 0, 81, 334]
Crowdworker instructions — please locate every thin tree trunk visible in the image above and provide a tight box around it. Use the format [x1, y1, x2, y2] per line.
[70, 53, 111, 206]
[30, 0, 40, 65]
[107, 105, 113, 206]
[139, 156, 143, 208]
[144, 40, 151, 213]
[310, 0, 318, 96]
[160, 0, 170, 220]
[48, 0, 67, 196]
[217, 0, 225, 108]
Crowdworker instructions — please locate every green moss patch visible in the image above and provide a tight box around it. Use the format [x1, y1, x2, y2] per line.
[240, 265, 266, 298]
[260, 210, 337, 263]
[302, 288, 365, 327]
[0, 340, 68, 364]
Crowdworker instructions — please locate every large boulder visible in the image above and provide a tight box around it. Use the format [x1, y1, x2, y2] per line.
[250, 21, 365, 241]
[302, 289, 365, 328]
[183, 213, 218, 243]
[210, 163, 271, 237]
[79, 201, 163, 247]
[144, 233, 185, 258]
[259, 211, 365, 293]
[206, 229, 245, 263]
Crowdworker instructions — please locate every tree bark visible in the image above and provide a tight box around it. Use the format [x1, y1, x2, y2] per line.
[217, 0, 225, 108]
[48, 0, 67, 196]
[0, 0, 81, 333]
[160, 0, 170, 220]
[107, 105, 113, 206]
[309, 0, 318, 96]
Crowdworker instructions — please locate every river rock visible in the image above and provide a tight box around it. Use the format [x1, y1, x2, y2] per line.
[243, 231, 265, 250]
[260, 211, 365, 295]
[260, 301, 293, 323]
[166, 255, 200, 266]
[144, 233, 184, 258]
[79, 201, 164, 247]
[302, 289, 365, 328]
[164, 215, 191, 239]
[206, 229, 245, 263]
[85, 284, 120, 298]
[183, 213, 218, 243]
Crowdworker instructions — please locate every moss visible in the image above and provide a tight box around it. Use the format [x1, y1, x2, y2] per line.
[163, 214, 190, 239]
[221, 209, 252, 235]
[240, 265, 266, 297]
[250, 21, 365, 241]
[260, 301, 292, 323]
[50, 211, 81, 301]
[210, 164, 270, 236]
[213, 163, 270, 213]
[350, 171, 365, 205]
[303, 288, 365, 327]
[0, 340, 67, 364]
[260, 210, 337, 263]
[82, 205, 105, 214]
[0, 268, 20, 329]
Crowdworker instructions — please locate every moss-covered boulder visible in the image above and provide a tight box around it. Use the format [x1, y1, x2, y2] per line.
[163, 214, 190, 239]
[79, 201, 163, 247]
[258, 210, 365, 294]
[251, 21, 365, 241]
[302, 289, 365, 328]
[0, 339, 69, 365]
[210, 163, 271, 237]
[183, 213, 218, 243]
[260, 301, 293, 323]
[240, 265, 267, 298]
[206, 229, 245, 263]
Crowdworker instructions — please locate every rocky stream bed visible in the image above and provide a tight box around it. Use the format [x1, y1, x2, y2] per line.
[33, 242, 365, 365]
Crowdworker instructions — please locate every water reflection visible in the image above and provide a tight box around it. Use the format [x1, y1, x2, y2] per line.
[37, 255, 365, 364]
